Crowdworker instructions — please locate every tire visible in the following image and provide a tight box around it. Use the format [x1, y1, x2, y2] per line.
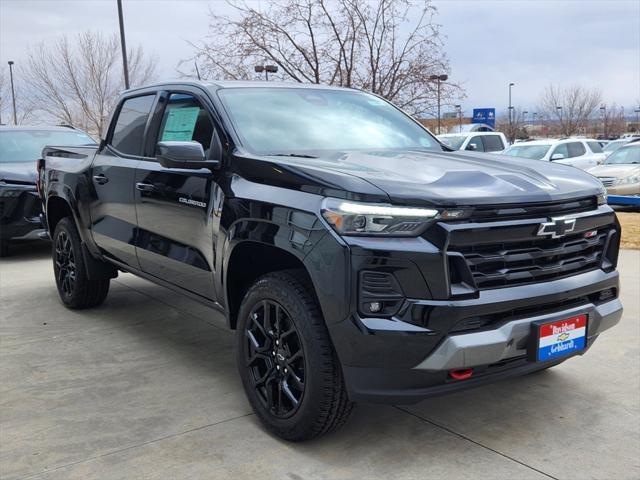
[0, 239, 9, 257]
[236, 270, 354, 441]
[52, 217, 110, 309]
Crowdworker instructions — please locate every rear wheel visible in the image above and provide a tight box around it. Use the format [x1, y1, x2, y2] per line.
[236, 270, 353, 441]
[53, 217, 110, 309]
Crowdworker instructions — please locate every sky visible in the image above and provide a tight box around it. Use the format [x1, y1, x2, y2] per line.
[0, 0, 638, 117]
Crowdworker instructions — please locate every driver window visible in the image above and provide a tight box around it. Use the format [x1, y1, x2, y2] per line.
[157, 94, 214, 157]
[552, 143, 569, 159]
[467, 136, 484, 152]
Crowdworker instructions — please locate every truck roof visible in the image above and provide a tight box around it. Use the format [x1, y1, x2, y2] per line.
[123, 80, 357, 94]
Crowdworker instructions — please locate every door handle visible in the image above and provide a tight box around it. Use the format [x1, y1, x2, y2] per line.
[93, 174, 109, 185]
[135, 182, 157, 192]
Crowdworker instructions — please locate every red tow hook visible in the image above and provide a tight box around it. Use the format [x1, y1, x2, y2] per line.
[449, 368, 474, 381]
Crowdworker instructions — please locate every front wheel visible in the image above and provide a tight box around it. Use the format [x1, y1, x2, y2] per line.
[53, 217, 110, 309]
[236, 270, 353, 441]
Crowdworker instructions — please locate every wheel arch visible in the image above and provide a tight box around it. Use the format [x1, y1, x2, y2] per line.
[46, 195, 74, 237]
[224, 240, 316, 330]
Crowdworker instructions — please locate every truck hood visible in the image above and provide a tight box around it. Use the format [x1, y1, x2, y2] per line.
[0, 162, 37, 184]
[267, 149, 605, 206]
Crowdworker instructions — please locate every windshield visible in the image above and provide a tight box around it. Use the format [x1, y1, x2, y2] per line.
[503, 144, 551, 160]
[603, 140, 627, 153]
[0, 129, 95, 163]
[605, 147, 640, 165]
[217, 87, 441, 155]
[438, 135, 466, 149]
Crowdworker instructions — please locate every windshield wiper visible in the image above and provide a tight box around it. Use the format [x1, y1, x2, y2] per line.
[269, 153, 318, 159]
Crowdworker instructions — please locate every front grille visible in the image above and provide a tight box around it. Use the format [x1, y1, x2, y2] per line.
[455, 227, 611, 290]
[597, 177, 616, 188]
[467, 197, 597, 222]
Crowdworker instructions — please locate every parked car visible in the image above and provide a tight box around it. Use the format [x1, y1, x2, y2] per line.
[588, 142, 640, 196]
[0, 126, 95, 256]
[602, 138, 632, 157]
[437, 131, 508, 153]
[40, 81, 622, 441]
[502, 138, 605, 170]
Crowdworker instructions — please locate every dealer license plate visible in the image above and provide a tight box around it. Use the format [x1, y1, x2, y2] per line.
[533, 314, 587, 362]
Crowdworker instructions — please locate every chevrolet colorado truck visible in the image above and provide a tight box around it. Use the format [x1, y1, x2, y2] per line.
[39, 81, 623, 441]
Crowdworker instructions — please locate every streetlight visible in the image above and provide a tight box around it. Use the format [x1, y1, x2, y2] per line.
[556, 106, 563, 136]
[8, 60, 17, 125]
[508, 82, 515, 132]
[600, 105, 606, 137]
[454, 104, 462, 132]
[429, 74, 448, 134]
[116, 0, 130, 89]
[255, 64, 278, 81]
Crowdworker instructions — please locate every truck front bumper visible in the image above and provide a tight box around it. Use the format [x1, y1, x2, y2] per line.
[332, 268, 622, 404]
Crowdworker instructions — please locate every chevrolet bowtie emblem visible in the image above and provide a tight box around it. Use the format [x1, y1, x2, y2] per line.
[537, 217, 576, 239]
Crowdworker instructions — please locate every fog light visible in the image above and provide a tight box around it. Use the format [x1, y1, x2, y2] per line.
[598, 288, 614, 302]
[368, 301, 382, 313]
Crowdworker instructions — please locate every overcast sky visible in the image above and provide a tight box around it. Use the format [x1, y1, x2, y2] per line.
[1, 0, 638, 116]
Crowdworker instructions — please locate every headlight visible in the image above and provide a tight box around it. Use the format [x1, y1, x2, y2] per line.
[617, 175, 640, 185]
[321, 198, 466, 236]
[597, 192, 607, 205]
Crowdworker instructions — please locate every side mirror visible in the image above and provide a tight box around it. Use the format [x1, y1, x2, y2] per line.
[466, 143, 478, 151]
[550, 153, 565, 161]
[156, 141, 219, 170]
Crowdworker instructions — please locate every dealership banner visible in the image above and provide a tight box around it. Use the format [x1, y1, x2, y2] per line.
[472, 108, 496, 128]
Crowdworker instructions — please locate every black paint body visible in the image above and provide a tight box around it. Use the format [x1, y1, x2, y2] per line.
[40, 81, 622, 404]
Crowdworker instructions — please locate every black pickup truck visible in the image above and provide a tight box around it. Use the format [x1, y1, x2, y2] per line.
[39, 81, 623, 441]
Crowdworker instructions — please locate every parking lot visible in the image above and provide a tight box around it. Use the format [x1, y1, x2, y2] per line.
[1, 243, 638, 480]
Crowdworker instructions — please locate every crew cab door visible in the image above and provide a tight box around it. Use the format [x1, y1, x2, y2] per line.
[90, 94, 156, 268]
[133, 90, 223, 301]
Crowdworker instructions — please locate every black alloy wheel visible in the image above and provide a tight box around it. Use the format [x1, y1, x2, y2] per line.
[236, 270, 354, 441]
[244, 299, 305, 419]
[52, 217, 110, 309]
[55, 230, 76, 297]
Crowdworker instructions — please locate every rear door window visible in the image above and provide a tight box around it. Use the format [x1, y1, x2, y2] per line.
[481, 135, 504, 152]
[567, 142, 587, 158]
[110, 95, 156, 156]
[467, 136, 484, 152]
[587, 141, 603, 153]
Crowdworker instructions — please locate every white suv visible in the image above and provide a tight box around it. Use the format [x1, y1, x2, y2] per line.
[437, 132, 508, 153]
[502, 138, 605, 170]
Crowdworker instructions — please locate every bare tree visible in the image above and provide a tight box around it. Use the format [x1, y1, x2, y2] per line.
[597, 104, 627, 138]
[185, 0, 463, 117]
[538, 84, 601, 137]
[21, 31, 156, 136]
[496, 108, 529, 141]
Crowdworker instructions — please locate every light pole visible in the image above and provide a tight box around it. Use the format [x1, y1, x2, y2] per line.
[455, 104, 462, 132]
[532, 112, 538, 134]
[8, 60, 17, 125]
[429, 74, 448, 134]
[556, 106, 563, 136]
[634, 108, 640, 133]
[255, 64, 278, 81]
[600, 105, 606, 138]
[508, 82, 515, 135]
[117, 0, 130, 89]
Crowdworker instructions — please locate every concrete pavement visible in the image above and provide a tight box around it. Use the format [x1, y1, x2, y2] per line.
[1, 243, 638, 480]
